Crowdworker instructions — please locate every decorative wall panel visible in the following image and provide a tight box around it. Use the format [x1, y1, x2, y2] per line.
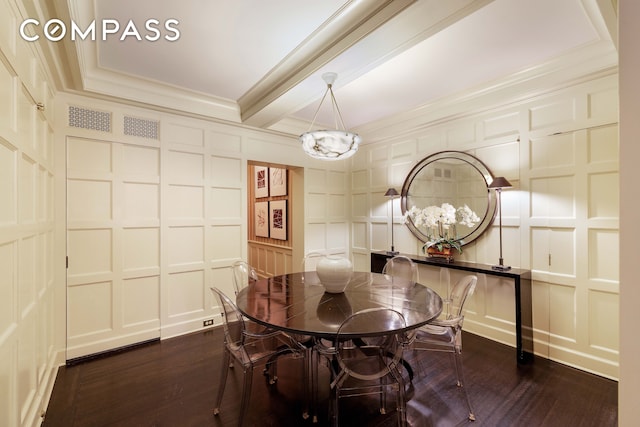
[210, 156, 242, 187]
[0, 140, 16, 224]
[67, 180, 112, 221]
[167, 270, 205, 316]
[210, 188, 241, 219]
[351, 193, 367, 217]
[209, 130, 241, 153]
[18, 235, 35, 316]
[588, 172, 618, 219]
[351, 222, 367, 249]
[67, 229, 113, 277]
[19, 154, 36, 221]
[167, 150, 203, 182]
[210, 225, 242, 261]
[122, 276, 160, 326]
[167, 226, 204, 267]
[166, 185, 203, 219]
[588, 229, 619, 281]
[328, 194, 346, 218]
[529, 97, 576, 130]
[530, 176, 575, 219]
[121, 145, 160, 177]
[530, 134, 575, 169]
[67, 138, 112, 173]
[0, 59, 14, 133]
[163, 123, 204, 147]
[588, 289, 618, 351]
[123, 183, 159, 220]
[588, 125, 618, 163]
[351, 170, 368, 190]
[67, 281, 113, 338]
[0, 241, 15, 336]
[483, 112, 520, 139]
[122, 228, 159, 272]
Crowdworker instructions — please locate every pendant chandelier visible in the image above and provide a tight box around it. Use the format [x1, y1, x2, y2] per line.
[299, 72, 361, 160]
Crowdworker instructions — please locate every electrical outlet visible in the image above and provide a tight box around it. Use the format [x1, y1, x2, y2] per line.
[203, 319, 214, 327]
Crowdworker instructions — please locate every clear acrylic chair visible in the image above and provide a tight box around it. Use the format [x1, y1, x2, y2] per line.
[382, 255, 419, 286]
[325, 308, 410, 427]
[210, 287, 303, 426]
[410, 274, 478, 421]
[230, 261, 273, 337]
[231, 260, 258, 296]
[300, 251, 325, 285]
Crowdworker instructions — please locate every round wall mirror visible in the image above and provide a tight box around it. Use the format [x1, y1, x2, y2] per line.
[401, 151, 497, 247]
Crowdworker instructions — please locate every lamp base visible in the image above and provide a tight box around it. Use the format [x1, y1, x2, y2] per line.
[386, 250, 399, 255]
[492, 264, 511, 271]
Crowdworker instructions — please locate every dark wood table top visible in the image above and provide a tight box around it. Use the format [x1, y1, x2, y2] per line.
[236, 271, 443, 339]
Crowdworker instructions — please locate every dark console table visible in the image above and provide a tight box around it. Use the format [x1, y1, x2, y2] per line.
[371, 251, 533, 364]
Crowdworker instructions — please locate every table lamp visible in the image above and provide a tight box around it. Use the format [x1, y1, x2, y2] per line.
[488, 177, 512, 271]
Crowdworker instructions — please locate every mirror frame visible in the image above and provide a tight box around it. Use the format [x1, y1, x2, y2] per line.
[400, 150, 497, 247]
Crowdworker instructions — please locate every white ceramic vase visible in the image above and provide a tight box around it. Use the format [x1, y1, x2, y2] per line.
[316, 255, 353, 293]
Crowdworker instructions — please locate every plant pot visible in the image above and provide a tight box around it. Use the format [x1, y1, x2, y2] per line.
[316, 255, 353, 293]
[425, 246, 455, 263]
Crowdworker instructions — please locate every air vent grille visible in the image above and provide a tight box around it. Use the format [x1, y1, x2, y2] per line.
[68, 106, 112, 132]
[124, 116, 159, 140]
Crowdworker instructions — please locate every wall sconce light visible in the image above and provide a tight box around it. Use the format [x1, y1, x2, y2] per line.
[488, 176, 512, 271]
[384, 187, 400, 255]
[299, 72, 361, 160]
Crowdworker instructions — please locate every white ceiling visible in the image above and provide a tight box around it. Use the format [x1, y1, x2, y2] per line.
[58, 0, 617, 143]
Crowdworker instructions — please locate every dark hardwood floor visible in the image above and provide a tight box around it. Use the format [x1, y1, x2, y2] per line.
[43, 328, 617, 427]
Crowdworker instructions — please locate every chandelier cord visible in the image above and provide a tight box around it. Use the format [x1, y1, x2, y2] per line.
[306, 83, 348, 132]
[328, 84, 347, 131]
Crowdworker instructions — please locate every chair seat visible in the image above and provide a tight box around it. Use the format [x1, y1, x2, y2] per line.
[414, 324, 455, 342]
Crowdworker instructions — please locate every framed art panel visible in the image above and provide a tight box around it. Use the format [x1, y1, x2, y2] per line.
[269, 200, 287, 240]
[255, 166, 269, 198]
[269, 167, 287, 196]
[255, 201, 269, 237]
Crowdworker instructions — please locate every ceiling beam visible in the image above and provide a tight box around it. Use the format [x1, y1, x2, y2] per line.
[238, 0, 417, 125]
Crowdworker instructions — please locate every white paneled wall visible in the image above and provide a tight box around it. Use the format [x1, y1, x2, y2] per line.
[352, 73, 619, 379]
[0, 0, 59, 425]
[56, 92, 349, 356]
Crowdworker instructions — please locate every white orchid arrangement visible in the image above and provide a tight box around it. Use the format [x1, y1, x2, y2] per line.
[404, 203, 480, 253]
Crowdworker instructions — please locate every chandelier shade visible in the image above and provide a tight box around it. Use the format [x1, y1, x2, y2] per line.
[299, 72, 361, 161]
[300, 130, 361, 160]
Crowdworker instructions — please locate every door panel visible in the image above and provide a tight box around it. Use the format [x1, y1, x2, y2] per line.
[66, 137, 161, 359]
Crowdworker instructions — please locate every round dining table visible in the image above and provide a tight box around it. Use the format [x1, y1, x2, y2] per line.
[235, 271, 443, 339]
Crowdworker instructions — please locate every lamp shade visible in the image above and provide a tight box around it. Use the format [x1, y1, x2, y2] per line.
[488, 176, 512, 189]
[384, 188, 399, 197]
[299, 130, 361, 160]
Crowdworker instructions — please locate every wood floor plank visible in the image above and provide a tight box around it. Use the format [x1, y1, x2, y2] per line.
[43, 329, 617, 426]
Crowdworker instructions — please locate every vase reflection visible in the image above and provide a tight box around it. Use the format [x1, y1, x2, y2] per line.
[316, 292, 353, 327]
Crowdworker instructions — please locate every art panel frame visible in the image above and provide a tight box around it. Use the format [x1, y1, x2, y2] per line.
[269, 200, 287, 240]
[269, 167, 287, 197]
[254, 166, 269, 198]
[255, 201, 269, 237]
